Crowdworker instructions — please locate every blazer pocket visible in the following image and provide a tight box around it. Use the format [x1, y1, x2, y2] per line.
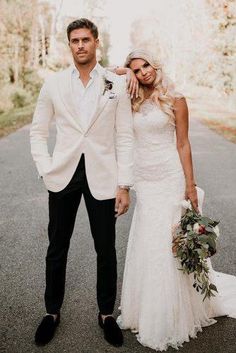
[104, 99, 118, 111]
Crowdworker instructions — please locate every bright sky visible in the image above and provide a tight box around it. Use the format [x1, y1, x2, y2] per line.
[47, 0, 179, 64]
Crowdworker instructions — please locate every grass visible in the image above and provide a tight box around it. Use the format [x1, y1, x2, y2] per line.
[202, 116, 236, 144]
[0, 104, 35, 138]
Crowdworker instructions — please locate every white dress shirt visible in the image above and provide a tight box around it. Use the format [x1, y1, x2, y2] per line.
[71, 62, 103, 131]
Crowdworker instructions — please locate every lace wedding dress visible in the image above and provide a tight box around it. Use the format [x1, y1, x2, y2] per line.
[117, 100, 236, 351]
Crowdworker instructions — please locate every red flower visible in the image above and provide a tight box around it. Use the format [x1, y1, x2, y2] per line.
[198, 225, 205, 234]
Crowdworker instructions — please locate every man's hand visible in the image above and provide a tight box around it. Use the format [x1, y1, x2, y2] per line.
[115, 188, 130, 217]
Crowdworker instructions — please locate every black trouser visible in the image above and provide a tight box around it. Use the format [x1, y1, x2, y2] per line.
[44, 154, 117, 315]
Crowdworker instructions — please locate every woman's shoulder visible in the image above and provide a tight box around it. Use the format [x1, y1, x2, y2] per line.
[173, 95, 189, 123]
[174, 95, 187, 110]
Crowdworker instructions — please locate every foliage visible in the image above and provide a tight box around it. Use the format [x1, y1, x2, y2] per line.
[19, 69, 43, 97]
[0, 0, 54, 116]
[172, 206, 219, 301]
[205, 0, 236, 94]
[0, 84, 15, 113]
[11, 87, 32, 108]
[129, 0, 236, 97]
[99, 30, 110, 67]
[0, 68, 41, 114]
[83, 0, 111, 66]
[0, 0, 53, 87]
[0, 104, 35, 137]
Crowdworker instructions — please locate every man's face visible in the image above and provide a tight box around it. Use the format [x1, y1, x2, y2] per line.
[68, 28, 99, 65]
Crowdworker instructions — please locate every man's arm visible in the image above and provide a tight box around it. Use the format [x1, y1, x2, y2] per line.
[30, 80, 54, 177]
[107, 66, 139, 99]
[114, 77, 134, 216]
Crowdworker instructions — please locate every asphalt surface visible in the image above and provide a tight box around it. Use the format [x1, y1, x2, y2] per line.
[0, 117, 236, 353]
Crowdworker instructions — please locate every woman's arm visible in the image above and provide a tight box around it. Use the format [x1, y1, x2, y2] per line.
[175, 97, 198, 211]
[107, 66, 139, 99]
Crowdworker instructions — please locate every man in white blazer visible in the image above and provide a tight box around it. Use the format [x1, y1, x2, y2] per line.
[30, 18, 133, 347]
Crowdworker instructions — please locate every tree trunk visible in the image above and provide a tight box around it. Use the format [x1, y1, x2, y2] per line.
[14, 37, 19, 83]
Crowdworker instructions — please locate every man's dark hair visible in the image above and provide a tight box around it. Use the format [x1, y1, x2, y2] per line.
[67, 18, 98, 41]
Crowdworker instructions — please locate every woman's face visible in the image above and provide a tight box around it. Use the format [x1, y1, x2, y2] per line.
[129, 58, 156, 86]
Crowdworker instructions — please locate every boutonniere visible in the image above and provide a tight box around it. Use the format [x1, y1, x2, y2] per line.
[102, 75, 116, 99]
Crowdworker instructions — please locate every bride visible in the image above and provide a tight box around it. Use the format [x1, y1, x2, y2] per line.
[111, 49, 236, 351]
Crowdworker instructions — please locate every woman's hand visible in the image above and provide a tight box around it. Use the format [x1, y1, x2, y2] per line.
[126, 68, 139, 99]
[110, 66, 139, 99]
[185, 184, 198, 212]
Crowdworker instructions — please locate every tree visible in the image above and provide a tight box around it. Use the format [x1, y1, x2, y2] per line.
[0, 0, 53, 86]
[0, 0, 55, 112]
[128, 0, 236, 98]
[206, 0, 236, 94]
[83, 0, 111, 65]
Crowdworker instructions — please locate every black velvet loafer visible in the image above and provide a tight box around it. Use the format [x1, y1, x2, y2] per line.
[98, 313, 123, 347]
[35, 313, 60, 345]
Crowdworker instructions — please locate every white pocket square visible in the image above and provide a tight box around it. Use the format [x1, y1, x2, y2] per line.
[108, 92, 117, 99]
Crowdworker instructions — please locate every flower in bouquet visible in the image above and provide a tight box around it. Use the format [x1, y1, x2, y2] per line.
[172, 203, 220, 301]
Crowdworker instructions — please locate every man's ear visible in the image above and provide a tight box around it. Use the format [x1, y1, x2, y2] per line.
[96, 38, 99, 48]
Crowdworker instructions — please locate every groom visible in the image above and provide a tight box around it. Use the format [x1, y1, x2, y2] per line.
[30, 18, 133, 347]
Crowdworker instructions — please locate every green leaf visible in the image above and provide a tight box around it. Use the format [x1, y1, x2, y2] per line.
[201, 217, 213, 225]
[203, 291, 209, 301]
[209, 283, 218, 292]
[207, 237, 216, 249]
[197, 235, 209, 243]
[212, 221, 220, 227]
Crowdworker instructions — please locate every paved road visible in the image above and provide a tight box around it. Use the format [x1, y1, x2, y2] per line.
[0, 117, 236, 353]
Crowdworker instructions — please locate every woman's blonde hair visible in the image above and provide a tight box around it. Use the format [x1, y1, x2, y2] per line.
[125, 49, 182, 122]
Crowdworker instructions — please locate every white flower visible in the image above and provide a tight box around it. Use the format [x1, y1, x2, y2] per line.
[193, 223, 200, 234]
[181, 200, 191, 209]
[213, 225, 220, 237]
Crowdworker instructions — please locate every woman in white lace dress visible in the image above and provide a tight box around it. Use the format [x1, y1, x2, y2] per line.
[113, 49, 236, 351]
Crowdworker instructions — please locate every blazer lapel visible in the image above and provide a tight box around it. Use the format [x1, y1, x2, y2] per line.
[58, 64, 112, 135]
[85, 71, 110, 133]
[58, 66, 85, 133]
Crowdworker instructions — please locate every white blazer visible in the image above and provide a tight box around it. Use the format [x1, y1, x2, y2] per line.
[30, 64, 134, 200]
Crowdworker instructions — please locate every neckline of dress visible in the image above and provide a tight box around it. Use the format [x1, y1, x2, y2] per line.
[140, 99, 161, 110]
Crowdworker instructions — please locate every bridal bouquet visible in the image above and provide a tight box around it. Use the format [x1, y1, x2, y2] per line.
[172, 199, 220, 301]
